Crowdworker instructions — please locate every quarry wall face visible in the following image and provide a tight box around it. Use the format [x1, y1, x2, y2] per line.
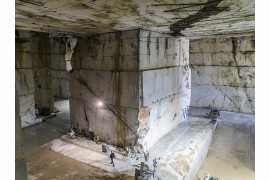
[16, 30, 54, 127]
[69, 29, 191, 149]
[69, 30, 140, 147]
[50, 37, 70, 98]
[137, 30, 191, 151]
[189, 36, 255, 114]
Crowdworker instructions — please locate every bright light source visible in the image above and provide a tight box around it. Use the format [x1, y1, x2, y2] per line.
[97, 100, 104, 108]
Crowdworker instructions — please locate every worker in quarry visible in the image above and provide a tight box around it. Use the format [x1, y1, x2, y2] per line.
[110, 150, 115, 167]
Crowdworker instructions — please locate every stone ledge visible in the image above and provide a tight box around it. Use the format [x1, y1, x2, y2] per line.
[148, 115, 216, 180]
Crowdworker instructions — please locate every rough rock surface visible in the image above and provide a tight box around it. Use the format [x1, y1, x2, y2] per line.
[69, 29, 191, 149]
[189, 36, 255, 114]
[15, 0, 254, 37]
[15, 30, 53, 127]
[137, 30, 191, 152]
[31, 32, 54, 111]
[69, 30, 140, 147]
[146, 114, 216, 180]
[50, 37, 70, 98]
[15, 30, 37, 127]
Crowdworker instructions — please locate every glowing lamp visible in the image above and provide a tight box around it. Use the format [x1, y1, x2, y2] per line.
[97, 100, 104, 108]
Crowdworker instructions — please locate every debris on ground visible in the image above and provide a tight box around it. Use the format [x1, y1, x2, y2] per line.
[67, 129, 77, 139]
[94, 136, 101, 144]
[201, 172, 219, 180]
[102, 144, 110, 153]
[205, 108, 221, 123]
[135, 162, 160, 180]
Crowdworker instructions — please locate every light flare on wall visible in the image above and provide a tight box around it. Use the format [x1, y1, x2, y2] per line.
[96, 100, 104, 108]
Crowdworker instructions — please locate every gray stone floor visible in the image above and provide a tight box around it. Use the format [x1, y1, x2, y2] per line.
[22, 98, 133, 180]
[22, 98, 71, 156]
[191, 107, 255, 180]
[21, 99, 255, 179]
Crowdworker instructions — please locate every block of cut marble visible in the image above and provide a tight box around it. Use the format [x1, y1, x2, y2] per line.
[32, 53, 51, 68]
[69, 29, 191, 149]
[15, 52, 32, 69]
[51, 54, 66, 70]
[34, 89, 53, 109]
[148, 116, 216, 180]
[15, 69, 35, 96]
[19, 94, 42, 128]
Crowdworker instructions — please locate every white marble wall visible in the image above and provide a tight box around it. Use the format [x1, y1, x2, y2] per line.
[69, 29, 191, 149]
[69, 30, 140, 147]
[190, 36, 255, 114]
[15, 30, 41, 127]
[137, 30, 191, 151]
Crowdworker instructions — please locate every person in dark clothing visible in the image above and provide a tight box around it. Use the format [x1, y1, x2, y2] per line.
[110, 150, 115, 167]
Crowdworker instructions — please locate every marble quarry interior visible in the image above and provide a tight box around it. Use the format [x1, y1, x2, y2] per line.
[14, 0, 255, 179]
[190, 36, 255, 114]
[15, 30, 54, 127]
[69, 29, 191, 151]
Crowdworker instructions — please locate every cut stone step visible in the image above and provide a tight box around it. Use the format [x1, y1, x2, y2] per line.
[147, 116, 217, 180]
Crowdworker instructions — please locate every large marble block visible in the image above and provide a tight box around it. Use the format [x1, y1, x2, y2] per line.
[15, 69, 35, 96]
[15, 52, 32, 69]
[138, 66, 191, 151]
[19, 94, 41, 128]
[51, 54, 66, 70]
[69, 30, 191, 149]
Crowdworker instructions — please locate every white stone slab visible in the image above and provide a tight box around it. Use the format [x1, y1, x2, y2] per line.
[142, 67, 180, 106]
[148, 116, 216, 180]
[50, 136, 134, 173]
[190, 84, 254, 114]
[19, 94, 42, 128]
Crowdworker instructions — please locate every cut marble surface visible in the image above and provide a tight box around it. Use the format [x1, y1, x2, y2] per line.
[147, 115, 216, 180]
[50, 112, 216, 180]
[189, 36, 255, 114]
[50, 135, 139, 175]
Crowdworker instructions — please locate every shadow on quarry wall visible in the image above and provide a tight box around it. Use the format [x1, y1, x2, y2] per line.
[170, 0, 229, 36]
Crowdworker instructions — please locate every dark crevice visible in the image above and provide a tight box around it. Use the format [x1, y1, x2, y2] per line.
[80, 93, 89, 126]
[232, 37, 243, 78]
[169, 0, 229, 36]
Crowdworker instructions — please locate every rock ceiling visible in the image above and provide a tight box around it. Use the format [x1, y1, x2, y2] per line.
[15, 0, 254, 37]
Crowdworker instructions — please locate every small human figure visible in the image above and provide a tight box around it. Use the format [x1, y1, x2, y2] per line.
[110, 150, 115, 167]
[153, 158, 157, 169]
[35, 104, 39, 118]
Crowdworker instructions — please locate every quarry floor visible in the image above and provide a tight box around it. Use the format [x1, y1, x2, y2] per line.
[192, 107, 255, 180]
[23, 98, 133, 180]
[22, 98, 255, 180]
